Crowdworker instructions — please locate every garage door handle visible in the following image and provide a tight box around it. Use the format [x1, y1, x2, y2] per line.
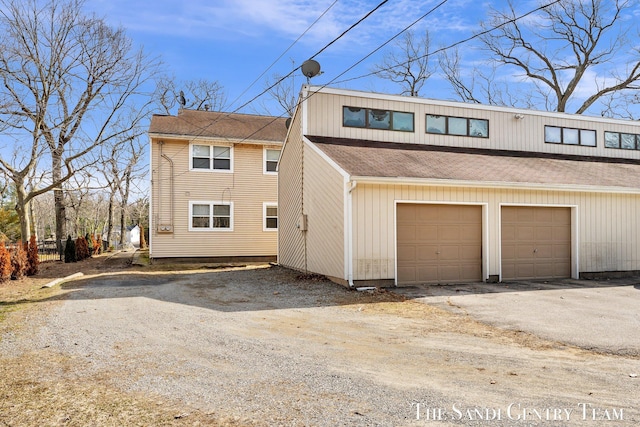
[436, 251, 441, 254]
[533, 248, 538, 253]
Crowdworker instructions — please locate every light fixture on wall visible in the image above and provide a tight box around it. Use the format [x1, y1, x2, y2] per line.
[514, 113, 525, 120]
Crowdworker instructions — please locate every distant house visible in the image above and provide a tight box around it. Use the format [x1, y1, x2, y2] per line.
[148, 110, 287, 261]
[279, 85, 640, 286]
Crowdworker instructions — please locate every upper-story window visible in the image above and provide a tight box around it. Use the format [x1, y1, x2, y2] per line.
[264, 148, 281, 174]
[604, 131, 640, 150]
[191, 144, 233, 172]
[343, 106, 414, 132]
[426, 115, 489, 138]
[544, 126, 596, 147]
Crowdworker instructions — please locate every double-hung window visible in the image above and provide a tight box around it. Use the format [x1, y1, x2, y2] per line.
[264, 149, 280, 174]
[264, 203, 278, 231]
[191, 144, 232, 172]
[189, 201, 233, 231]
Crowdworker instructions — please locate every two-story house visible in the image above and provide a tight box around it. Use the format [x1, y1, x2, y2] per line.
[149, 109, 287, 261]
[279, 85, 640, 286]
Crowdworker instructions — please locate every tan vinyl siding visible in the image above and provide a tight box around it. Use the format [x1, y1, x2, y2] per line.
[351, 183, 640, 281]
[303, 142, 345, 279]
[277, 111, 306, 270]
[150, 138, 279, 258]
[303, 87, 640, 160]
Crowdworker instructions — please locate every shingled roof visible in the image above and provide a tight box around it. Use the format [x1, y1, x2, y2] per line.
[149, 110, 288, 142]
[306, 135, 640, 190]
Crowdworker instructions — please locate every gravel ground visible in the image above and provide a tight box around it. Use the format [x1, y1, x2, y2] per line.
[1, 257, 639, 426]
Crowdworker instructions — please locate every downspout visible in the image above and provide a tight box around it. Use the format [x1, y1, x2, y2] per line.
[347, 180, 357, 288]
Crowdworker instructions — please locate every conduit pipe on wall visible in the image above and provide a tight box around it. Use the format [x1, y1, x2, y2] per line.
[347, 180, 357, 288]
[158, 141, 175, 231]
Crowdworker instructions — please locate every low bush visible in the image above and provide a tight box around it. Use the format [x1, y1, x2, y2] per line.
[11, 241, 27, 280]
[0, 242, 11, 282]
[64, 236, 76, 263]
[26, 235, 39, 276]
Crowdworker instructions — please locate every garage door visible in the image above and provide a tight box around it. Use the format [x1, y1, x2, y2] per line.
[397, 204, 482, 285]
[501, 206, 571, 280]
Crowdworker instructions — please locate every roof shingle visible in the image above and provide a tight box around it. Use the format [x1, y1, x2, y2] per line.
[149, 110, 288, 142]
[306, 135, 640, 190]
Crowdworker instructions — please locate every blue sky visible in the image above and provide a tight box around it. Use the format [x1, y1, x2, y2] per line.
[86, 0, 510, 115]
[83, 0, 640, 118]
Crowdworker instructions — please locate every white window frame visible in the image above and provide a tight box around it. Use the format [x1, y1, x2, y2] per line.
[189, 143, 234, 173]
[189, 201, 234, 232]
[263, 148, 281, 175]
[263, 203, 278, 231]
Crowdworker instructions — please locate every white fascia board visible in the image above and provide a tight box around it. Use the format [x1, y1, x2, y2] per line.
[148, 132, 283, 146]
[350, 175, 640, 195]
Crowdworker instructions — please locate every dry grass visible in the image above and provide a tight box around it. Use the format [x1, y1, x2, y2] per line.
[0, 254, 257, 427]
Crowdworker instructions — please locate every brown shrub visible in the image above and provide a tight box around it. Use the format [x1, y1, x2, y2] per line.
[94, 234, 102, 255]
[10, 242, 28, 280]
[26, 235, 39, 276]
[75, 237, 90, 261]
[0, 242, 11, 282]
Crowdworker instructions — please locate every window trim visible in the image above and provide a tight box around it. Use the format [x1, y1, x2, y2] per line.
[342, 106, 414, 132]
[425, 114, 489, 138]
[604, 131, 639, 150]
[188, 201, 234, 232]
[544, 125, 597, 147]
[189, 143, 234, 173]
[263, 148, 281, 175]
[263, 202, 278, 232]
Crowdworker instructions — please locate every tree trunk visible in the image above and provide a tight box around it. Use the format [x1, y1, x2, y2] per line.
[106, 191, 114, 249]
[14, 182, 31, 241]
[29, 197, 37, 241]
[118, 172, 131, 247]
[119, 206, 126, 247]
[52, 149, 66, 248]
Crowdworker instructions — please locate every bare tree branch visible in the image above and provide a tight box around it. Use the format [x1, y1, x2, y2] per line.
[373, 30, 435, 97]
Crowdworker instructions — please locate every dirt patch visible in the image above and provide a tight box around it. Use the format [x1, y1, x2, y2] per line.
[1, 254, 639, 426]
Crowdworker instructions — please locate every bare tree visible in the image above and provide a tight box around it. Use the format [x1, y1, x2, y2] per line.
[472, 0, 640, 114]
[261, 69, 299, 117]
[98, 131, 146, 248]
[155, 76, 227, 114]
[0, 0, 159, 243]
[373, 30, 435, 97]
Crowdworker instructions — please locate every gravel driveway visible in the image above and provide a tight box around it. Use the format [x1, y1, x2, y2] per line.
[2, 262, 639, 426]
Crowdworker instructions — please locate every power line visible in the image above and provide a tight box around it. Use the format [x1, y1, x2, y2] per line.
[229, 0, 390, 116]
[331, 0, 563, 86]
[226, 0, 340, 112]
[156, 0, 392, 149]
[154, 0, 566, 186]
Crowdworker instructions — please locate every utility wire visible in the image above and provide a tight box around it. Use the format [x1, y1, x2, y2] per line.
[159, 0, 392, 148]
[226, 0, 340, 112]
[310, 0, 388, 60]
[154, 0, 565, 184]
[331, 0, 563, 86]
[229, 0, 390, 116]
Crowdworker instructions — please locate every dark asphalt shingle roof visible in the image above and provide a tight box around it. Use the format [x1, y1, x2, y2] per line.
[306, 135, 640, 190]
[149, 110, 287, 142]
